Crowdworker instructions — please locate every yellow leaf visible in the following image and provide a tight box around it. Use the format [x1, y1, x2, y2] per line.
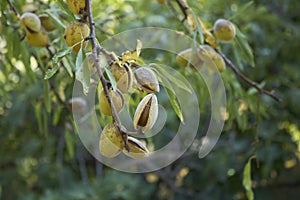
[136, 39, 142, 57]
[197, 17, 218, 48]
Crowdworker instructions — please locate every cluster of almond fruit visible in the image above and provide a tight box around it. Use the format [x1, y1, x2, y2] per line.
[177, 19, 236, 72]
[63, 0, 90, 53]
[64, 0, 159, 159]
[19, 0, 89, 51]
[98, 60, 160, 159]
[20, 11, 55, 47]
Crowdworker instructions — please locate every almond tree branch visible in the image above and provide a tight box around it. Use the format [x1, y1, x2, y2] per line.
[169, 0, 281, 103]
[175, 0, 189, 22]
[7, 0, 19, 17]
[85, 0, 130, 151]
[216, 49, 282, 102]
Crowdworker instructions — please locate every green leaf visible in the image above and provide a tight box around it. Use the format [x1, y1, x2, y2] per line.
[149, 63, 193, 94]
[76, 47, 84, 70]
[48, 47, 72, 79]
[35, 102, 43, 134]
[229, 1, 254, 21]
[22, 53, 36, 83]
[243, 157, 254, 200]
[65, 130, 74, 158]
[0, 0, 8, 12]
[105, 67, 117, 91]
[151, 68, 175, 95]
[44, 64, 59, 80]
[57, 0, 76, 21]
[43, 109, 48, 136]
[43, 80, 51, 113]
[44, 10, 66, 30]
[165, 86, 184, 123]
[150, 65, 185, 122]
[232, 42, 244, 70]
[75, 48, 90, 95]
[234, 26, 255, 67]
[190, 10, 204, 44]
[52, 105, 62, 126]
[62, 57, 74, 77]
[52, 47, 73, 65]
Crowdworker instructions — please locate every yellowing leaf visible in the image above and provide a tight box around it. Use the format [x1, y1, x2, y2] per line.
[136, 39, 142, 57]
[122, 51, 138, 62]
[197, 17, 218, 48]
[121, 40, 143, 62]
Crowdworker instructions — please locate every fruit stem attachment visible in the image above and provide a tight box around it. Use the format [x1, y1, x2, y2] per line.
[86, 0, 130, 151]
[215, 49, 282, 102]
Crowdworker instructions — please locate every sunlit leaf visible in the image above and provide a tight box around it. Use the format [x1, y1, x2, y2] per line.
[75, 48, 90, 95]
[76, 47, 84, 70]
[136, 39, 142, 57]
[243, 157, 254, 200]
[122, 51, 138, 62]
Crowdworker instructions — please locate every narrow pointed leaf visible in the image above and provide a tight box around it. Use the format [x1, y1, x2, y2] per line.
[190, 11, 204, 44]
[235, 26, 255, 67]
[243, 157, 254, 200]
[105, 67, 117, 91]
[45, 10, 66, 29]
[52, 47, 72, 65]
[65, 130, 74, 158]
[35, 102, 43, 134]
[44, 64, 59, 80]
[163, 84, 184, 123]
[75, 48, 90, 95]
[150, 63, 193, 94]
[43, 80, 51, 113]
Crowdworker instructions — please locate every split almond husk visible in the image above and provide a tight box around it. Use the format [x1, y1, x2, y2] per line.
[133, 93, 158, 132]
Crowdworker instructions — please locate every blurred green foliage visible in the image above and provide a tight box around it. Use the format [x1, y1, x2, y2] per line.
[0, 0, 300, 199]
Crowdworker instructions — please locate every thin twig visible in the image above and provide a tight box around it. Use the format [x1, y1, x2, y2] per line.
[175, 0, 189, 22]
[166, 1, 192, 35]
[7, 0, 19, 17]
[216, 49, 282, 102]
[86, 0, 130, 151]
